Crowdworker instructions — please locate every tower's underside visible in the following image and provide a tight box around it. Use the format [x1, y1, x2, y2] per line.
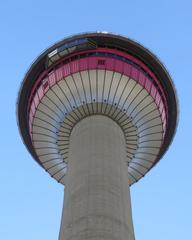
[59, 116, 135, 240]
[28, 52, 168, 185]
[17, 32, 178, 240]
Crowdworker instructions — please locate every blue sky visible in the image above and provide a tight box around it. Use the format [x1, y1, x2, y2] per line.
[0, 0, 191, 239]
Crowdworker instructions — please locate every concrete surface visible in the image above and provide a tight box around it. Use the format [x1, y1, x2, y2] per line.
[59, 115, 135, 240]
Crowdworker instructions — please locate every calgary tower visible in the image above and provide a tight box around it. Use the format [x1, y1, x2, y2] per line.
[17, 32, 178, 240]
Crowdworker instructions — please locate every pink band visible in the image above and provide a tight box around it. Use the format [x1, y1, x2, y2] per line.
[28, 50, 167, 138]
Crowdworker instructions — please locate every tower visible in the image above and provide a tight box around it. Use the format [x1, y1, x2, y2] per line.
[17, 32, 178, 240]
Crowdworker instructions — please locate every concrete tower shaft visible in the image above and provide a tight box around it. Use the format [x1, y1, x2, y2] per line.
[59, 116, 135, 240]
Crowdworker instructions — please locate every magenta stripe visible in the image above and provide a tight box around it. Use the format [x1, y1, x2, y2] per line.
[28, 55, 167, 138]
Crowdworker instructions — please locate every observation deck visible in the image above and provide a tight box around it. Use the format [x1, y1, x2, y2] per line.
[17, 32, 178, 185]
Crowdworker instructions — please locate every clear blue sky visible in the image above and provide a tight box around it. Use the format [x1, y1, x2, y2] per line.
[0, 0, 191, 239]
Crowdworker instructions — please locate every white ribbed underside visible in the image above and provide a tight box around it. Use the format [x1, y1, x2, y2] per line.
[32, 70, 163, 185]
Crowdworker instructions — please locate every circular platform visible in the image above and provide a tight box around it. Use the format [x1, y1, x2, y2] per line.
[17, 32, 178, 185]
